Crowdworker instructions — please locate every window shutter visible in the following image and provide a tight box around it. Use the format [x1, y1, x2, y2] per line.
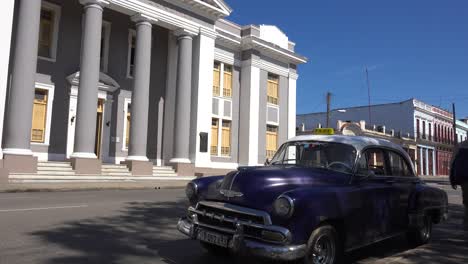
[31, 89, 48, 143]
[267, 74, 279, 105]
[39, 9, 54, 58]
[211, 119, 219, 155]
[126, 104, 131, 149]
[213, 62, 221, 97]
[266, 125, 278, 159]
[221, 121, 231, 156]
[223, 65, 232, 97]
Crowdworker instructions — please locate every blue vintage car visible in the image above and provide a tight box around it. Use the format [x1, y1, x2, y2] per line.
[177, 135, 448, 264]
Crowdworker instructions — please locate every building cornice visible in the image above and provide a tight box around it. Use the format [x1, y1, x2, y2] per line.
[108, 0, 207, 36]
[241, 36, 307, 64]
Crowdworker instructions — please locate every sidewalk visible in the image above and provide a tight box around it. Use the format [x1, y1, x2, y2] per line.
[0, 179, 192, 193]
[420, 175, 449, 183]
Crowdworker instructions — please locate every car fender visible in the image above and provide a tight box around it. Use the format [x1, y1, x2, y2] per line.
[280, 187, 344, 244]
[408, 183, 449, 226]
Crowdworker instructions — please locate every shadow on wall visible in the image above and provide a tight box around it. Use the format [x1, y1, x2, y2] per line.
[30, 202, 468, 264]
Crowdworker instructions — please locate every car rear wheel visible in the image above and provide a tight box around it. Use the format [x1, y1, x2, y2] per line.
[406, 214, 432, 247]
[304, 225, 343, 264]
[200, 242, 230, 256]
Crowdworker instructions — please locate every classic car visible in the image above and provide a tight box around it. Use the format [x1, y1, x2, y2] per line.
[177, 135, 449, 264]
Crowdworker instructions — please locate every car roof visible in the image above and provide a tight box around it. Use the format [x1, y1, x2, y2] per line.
[287, 135, 405, 153]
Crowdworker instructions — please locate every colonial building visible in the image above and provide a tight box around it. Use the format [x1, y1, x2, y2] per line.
[297, 99, 468, 176]
[0, 0, 306, 178]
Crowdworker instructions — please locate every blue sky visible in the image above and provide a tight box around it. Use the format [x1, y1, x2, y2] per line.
[226, 0, 468, 118]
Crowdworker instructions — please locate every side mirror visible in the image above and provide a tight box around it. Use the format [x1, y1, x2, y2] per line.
[264, 158, 271, 166]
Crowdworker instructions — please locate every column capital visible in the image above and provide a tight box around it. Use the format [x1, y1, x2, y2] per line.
[79, 0, 109, 9]
[173, 28, 197, 39]
[131, 13, 157, 27]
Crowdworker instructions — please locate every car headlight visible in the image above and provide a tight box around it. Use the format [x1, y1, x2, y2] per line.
[273, 195, 294, 218]
[185, 182, 198, 201]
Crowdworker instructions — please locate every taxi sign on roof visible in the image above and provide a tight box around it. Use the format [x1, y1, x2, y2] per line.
[312, 128, 335, 135]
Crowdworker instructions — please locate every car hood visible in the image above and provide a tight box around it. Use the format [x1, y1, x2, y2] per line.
[203, 165, 349, 211]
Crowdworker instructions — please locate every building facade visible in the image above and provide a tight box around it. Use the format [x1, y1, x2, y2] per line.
[297, 99, 468, 176]
[0, 0, 306, 178]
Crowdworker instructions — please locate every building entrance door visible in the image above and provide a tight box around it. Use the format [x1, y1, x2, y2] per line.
[94, 99, 104, 158]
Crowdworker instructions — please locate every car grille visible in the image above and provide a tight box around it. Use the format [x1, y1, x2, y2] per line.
[189, 201, 271, 235]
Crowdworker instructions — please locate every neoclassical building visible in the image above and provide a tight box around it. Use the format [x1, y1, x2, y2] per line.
[0, 0, 306, 178]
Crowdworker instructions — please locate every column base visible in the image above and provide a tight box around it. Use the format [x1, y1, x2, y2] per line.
[71, 157, 101, 175]
[126, 160, 153, 176]
[170, 162, 195, 176]
[3, 154, 37, 173]
[0, 159, 8, 184]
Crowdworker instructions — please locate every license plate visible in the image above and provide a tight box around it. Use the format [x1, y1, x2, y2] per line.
[197, 229, 229, 248]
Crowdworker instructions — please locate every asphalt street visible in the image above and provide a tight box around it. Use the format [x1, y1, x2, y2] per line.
[0, 183, 466, 264]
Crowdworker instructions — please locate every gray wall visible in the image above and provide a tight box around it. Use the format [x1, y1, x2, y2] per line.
[11, 0, 169, 161]
[297, 100, 415, 135]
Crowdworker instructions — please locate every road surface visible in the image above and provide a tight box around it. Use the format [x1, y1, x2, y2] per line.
[0, 183, 466, 264]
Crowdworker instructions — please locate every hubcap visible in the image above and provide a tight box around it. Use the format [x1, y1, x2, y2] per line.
[310, 234, 336, 264]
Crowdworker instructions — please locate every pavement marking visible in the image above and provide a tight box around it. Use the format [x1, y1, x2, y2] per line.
[0, 204, 88, 212]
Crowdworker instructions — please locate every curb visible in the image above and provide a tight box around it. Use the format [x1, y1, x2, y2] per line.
[0, 182, 188, 193]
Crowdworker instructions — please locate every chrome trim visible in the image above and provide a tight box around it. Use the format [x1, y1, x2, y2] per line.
[196, 201, 272, 225]
[177, 217, 306, 261]
[188, 206, 291, 243]
[275, 195, 295, 218]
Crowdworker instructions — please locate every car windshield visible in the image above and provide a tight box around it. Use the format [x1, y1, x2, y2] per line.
[269, 141, 357, 174]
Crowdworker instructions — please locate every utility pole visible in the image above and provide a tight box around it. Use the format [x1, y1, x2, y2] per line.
[326, 92, 331, 128]
[365, 67, 372, 125]
[453, 103, 457, 145]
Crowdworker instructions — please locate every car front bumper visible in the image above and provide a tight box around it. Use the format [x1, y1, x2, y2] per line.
[177, 217, 307, 261]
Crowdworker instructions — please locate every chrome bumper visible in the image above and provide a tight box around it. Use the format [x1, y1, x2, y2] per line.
[177, 217, 307, 261]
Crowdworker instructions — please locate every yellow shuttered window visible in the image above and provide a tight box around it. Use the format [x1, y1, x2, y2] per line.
[125, 104, 131, 149]
[267, 74, 279, 105]
[221, 120, 231, 156]
[211, 119, 219, 155]
[39, 9, 54, 58]
[266, 125, 278, 159]
[213, 62, 221, 97]
[223, 65, 232, 97]
[31, 89, 48, 143]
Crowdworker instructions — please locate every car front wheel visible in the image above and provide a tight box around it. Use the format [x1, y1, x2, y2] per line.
[406, 214, 432, 247]
[304, 225, 343, 264]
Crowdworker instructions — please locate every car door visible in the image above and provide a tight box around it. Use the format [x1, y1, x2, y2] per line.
[347, 147, 401, 248]
[385, 149, 418, 231]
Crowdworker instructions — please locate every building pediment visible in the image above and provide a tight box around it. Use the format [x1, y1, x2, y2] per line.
[67, 71, 120, 93]
[175, 0, 232, 19]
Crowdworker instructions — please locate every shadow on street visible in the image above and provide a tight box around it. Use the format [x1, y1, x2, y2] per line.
[31, 202, 468, 264]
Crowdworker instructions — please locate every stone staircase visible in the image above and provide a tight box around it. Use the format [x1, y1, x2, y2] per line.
[37, 161, 76, 176]
[8, 161, 192, 183]
[101, 164, 131, 177]
[153, 166, 178, 177]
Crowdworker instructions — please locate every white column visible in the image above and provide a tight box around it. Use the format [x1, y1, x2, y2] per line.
[239, 59, 260, 166]
[432, 149, 436, 176]
[419, 147, 424, 175]
[193, 29, 216, 168]
[425, 148, 429, 176]
[0, 0, 15, 157]
[288, 72, 298, 139]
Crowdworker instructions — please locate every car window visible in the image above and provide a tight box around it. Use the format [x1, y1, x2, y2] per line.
[387, 151, 414, 177]
[356, 148, 388, 176]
